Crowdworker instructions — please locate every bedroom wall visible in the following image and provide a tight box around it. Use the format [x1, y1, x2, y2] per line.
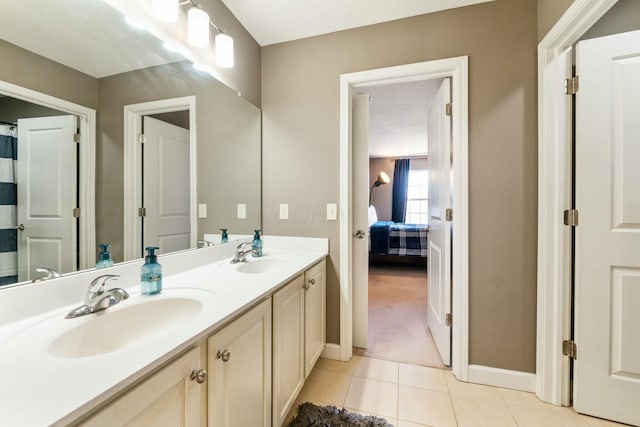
[262, 0, 539, 373]
[537, 0, 574, 41]
[369, 158, 394, 221]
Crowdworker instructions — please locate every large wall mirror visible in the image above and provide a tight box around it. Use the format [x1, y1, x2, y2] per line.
[0, 0, 261, 287]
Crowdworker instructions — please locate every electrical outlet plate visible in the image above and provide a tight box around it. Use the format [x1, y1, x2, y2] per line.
[327, 203, 337, 220]
[198, 203, 207, 218]
[237, 203, 247, 219]
[279, 204, 289, 220]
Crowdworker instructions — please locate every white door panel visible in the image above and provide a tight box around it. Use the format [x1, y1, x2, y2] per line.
[574, 30, 640, 426]
[142, 116, 190, 256]
[352, 93, 370, 348]
[17, 115, 76, 281]
[427, 78, 452, 366]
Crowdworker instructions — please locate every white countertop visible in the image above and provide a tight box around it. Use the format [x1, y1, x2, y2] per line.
[0, 237, 327, 426]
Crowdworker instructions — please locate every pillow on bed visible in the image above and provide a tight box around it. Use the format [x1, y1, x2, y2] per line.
[368, 205, 378, 227]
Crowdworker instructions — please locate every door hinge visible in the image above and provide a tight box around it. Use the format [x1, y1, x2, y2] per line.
[564, 76, 579, 95]
[445, 208, 453, 222]
[445, 103, 452, 116]
[563, 340, 577, 359]
[138, 133, 146, 144]
[564, 209, 579, 227]
[72, 208, 81, 218]
[73, 133, 81, 143]
[138, 207, 146, 217]
[445, 313, 452, 327]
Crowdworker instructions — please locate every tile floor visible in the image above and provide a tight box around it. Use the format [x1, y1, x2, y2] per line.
[286, 356, 627, 427]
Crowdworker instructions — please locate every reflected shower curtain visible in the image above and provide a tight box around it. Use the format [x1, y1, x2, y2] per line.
[0, 124, 17, 285]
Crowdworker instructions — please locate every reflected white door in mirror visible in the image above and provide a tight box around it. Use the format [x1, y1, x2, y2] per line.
[0, 80, 96, 286]
[123, 96, 197, 261]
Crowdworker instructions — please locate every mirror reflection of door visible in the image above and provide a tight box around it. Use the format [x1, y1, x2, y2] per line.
[16, 115, 78, 282]
[141, 114, 190, 257]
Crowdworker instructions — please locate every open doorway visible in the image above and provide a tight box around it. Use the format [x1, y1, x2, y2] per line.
[339, 57, 469, 382]
[123, 96, 197, 261]
[352, 79, 446, 369]
[0, 82, 96, 285]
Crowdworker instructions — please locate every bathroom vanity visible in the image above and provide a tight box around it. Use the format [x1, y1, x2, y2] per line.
[0, 236, 327, 426]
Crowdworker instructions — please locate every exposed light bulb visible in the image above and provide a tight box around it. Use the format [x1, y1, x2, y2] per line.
[153, 0, 179, 22]
[215, 33, 234, 68]
[188, 8, 210, 48]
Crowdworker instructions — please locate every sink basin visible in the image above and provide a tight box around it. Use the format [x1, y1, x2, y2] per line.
[235, 258, 288, 274]
[47, 290, 215, 359]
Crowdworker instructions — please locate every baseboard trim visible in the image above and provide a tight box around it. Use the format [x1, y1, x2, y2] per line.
[468, 364, 536, 392]
[320, 343, 341, 360]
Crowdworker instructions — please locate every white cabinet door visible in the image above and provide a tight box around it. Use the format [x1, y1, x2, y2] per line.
[208, 299, 272, 427]
[574, 30, 640, 426]
[79, 345, 206, 427]
[272, 275, 305, 427]
[304, 259, 326, 378]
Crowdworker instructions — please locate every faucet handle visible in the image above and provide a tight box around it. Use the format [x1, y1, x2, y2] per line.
[87, 274, 120, 302]
[31, 267, 61, 283]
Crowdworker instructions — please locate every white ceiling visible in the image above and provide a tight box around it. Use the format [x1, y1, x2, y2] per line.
[359, 79, 442, 159]
[221, 0, 494, 46]
[0, 0, 182, 78]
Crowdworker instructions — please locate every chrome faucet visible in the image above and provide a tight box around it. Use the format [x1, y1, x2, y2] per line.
[230, 242, 257, 264]
[65, 274, 129, 319]
[31, 267, 61, 283]
[197, 240, 215, 248]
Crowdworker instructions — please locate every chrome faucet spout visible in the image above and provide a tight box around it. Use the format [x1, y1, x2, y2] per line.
[65, 274, 129, 319]
[231, 242, 257, 264]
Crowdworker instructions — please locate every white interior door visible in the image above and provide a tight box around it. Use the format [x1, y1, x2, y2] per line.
[427, 78, 452, 366]
[142, 116, 190, 256]
[573, 30, 640, 426]
[16, 115, 76, 281]
[352, 93, 370, 348]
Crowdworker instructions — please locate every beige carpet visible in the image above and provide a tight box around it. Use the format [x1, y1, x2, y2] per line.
[353, 263, 446, 369]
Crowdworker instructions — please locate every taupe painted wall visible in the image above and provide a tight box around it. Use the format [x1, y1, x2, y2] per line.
[0, 97, 66, 123]
[369, 158, 394, 221]
[537, 0, 575, 41]
[581, 0, 640, 40]
[97, 61, 261, 261]
[262, 0, 539, 372]
[0, 40, 98, 110]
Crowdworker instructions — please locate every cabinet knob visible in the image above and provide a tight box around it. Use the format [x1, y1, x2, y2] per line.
[303, 283, 310, 290]
[190, 369, 207, 384]
[309, 278, 316, 285]
[216, 349, 231, 362]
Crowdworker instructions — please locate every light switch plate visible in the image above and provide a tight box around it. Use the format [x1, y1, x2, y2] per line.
[279, 204, 289, 220]
[198, 203, 207, 218]
[237, 203, 247, 219]
[326, 203, 337, 220]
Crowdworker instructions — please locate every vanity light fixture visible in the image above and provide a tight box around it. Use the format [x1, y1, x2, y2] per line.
[153, 0, 179, 22]
[215, 33, 234, 68]
[182, 0, 235, 67]
[187, 7, 210, 48]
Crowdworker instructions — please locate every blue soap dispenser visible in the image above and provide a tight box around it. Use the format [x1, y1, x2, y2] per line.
[220, 228, 229, 244]
[96, 243, 114, 269]
[252, 229, 263, 257]
[141, 246, 162, 295]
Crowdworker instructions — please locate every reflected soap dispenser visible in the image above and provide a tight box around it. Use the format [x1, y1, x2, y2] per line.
[141, 246, 162, 295]
[252, 229, 263, 257]
[220, 228, 229, 244]
[96, 243, 114, 269]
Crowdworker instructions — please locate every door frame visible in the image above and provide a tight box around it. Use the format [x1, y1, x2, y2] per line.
[536, 0, 618, 405]
[338, 56, 470, 381]
[0, 79, 96, 270]
[123, 96, 197, 260]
